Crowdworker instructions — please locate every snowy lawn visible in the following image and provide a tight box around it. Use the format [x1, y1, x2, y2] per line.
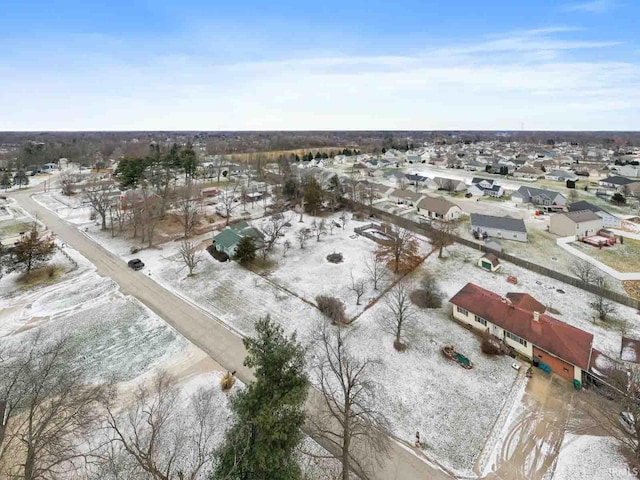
[261, 213, 403, 319]
[551, 434, 636, 480]
[572, 238, 640, 274]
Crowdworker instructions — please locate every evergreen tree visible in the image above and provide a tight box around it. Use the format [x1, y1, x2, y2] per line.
[0, 171, 11, 190]
[13, 170, 29, 188]
[181, 143, 198, 178]
[234, 236, 257, 265]
[212, 317, 308, 480]
[282, 178, 300, 200]
[303, 177, 322, 215]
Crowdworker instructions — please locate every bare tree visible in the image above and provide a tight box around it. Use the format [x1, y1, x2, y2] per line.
[140, 184, 162, 248]
[382, 283, 415, 351]
[296, 228, 311, 249]
[145, 161, 175, 219]
[261, 213, 291, 259]
[219, 181, 239, 226]
[84, 179, 114, 230]
[339, 212, 350, 230]
[178, 239, 202, 276]
[364, 253, 387, 290]
[311, 323, 390, 480]
[99, 370, 223, 480]
[0, 332, 105, 480]
[108, 204, 127, 237]
[328, 220, 336, 236]
[570, 259, 603, 285]
[591, 291, 617, 322]
[376, 226, 419, 274]
[282, 240, 292, 257]
[311, 218, 328, 242]
[348, 271, 367, 306]
[175, 183, 201, 238]
[430, 219, 459, 259]
[59, 173, 77, 196]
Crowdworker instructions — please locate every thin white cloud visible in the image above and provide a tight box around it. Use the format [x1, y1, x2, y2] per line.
[564, 0, 615, 13]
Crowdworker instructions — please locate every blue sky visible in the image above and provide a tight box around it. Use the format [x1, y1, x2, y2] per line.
[1, 0, 639, 130]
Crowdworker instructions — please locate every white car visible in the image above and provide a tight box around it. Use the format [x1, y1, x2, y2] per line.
[620, 412, 636, 435]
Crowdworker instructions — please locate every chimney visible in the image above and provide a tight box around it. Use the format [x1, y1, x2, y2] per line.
[533, 311, 540, 322]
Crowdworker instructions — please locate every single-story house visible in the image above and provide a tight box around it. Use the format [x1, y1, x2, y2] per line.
[567, 201, 621, 228]
[464, 159, 486, 171]
[470, 213, 528, 242]
[549, 210, 603, 237]
[450, 283, 593, 384]
[598, 176, 638, 193]
[545, 170, 578, 182]
[388, 189, 423, 206]
[405, 173, 430, 187]
[416, 196, 463, 221]
[212, 221, 264, 258]
[513, 165, 544, 180]
[433, 177, 467, 192]
[617, 165, 640, 178]
[511, 186, 566, 207]
[478, 253, 501, 272]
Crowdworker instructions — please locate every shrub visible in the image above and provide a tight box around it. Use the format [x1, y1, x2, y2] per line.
[410, 289, 442, 309]
[316, 295, 346, 324]
[480, 332, 502, 355]
[326, 252, 344, 264]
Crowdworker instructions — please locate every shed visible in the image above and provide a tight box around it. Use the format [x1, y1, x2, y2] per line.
[478, 253, 501, 272]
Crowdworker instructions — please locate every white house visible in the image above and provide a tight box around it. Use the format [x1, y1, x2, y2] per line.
[511, 186, 566, 207]
[470, 213, 528, 242]
[450, 283, 593, 384]
[469, 178, 504, 197]
[549, 210, 603, 237]
[416, 196, 463, 221]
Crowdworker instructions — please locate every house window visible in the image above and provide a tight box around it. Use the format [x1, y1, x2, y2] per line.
[563, 367, 569, 373]
[456, 306, 469, 316]
[474, 315, 487, 326]
[505, 331, 528, 347]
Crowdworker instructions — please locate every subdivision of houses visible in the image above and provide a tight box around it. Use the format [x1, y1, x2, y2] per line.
[468, 178, 504, 197]
[416, 196, 463, 221]
[450, 282, 593, 384]
[549, 210, 603, 237]
[511, 186, 566, 207]
[544, 170, 578, 182]
[212, 221, 264, 258]
[567, 201, 622, 228]
[470, 213, 528, 242]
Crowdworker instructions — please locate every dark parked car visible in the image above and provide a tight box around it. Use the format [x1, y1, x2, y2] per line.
[127, 258, 145, 271]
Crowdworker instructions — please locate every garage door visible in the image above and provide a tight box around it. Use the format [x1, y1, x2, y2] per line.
[533, 346, 574, 382]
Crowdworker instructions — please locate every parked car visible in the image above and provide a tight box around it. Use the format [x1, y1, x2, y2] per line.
[127, 258, 145, 271]
[619, 412, 636, 435]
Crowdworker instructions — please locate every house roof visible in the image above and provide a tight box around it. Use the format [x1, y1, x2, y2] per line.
[515, 165, 543, 175]
[481, 253, 500, 267]
[470, 213, 527, 233]
[621, 337, 640, 364]
[405, 173, 428, 182]
[505, 293, 546, 313]
[556, 210, 602, 223]
[601, 175, 636, 186]
[546, 170, 576, 178]
[213, 227, 243, 250]
[390, 189, 422, 201]
[433, 177, 465, 187]
[471, 177, 494, 185]
[513, 186, 564, 201]
[567, 201, 603, 213]
[449, 283, 593, 370]
[417, 196, 460, 215]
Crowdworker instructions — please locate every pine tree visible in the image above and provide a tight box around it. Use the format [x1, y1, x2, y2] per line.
[13, 170, 29, 188]
[0, 171, 11, 190]
[233, 236, 257, 265]
[303, 177, 322, 215]
[212, 317, 308, 480]
[6, 223, 55, 273]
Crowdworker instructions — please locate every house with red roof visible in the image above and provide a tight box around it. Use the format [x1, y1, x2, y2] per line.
[449, 283, 594, 384]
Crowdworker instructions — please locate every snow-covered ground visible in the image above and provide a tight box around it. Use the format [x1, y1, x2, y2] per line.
[551, 434, 636, 480]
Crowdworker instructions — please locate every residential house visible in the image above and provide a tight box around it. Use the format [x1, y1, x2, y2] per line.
[470, 213, 528, 242]
[567, 201, 621, 228]
[469, 178, 504, 197]
[464, 159, 486, 171]
[212, 221, 264, 258]
[511, 186, 566, 207]
[405, 173, 430, 188]
[549, 210, 603, 237]
[450, 283, 593, 384]
[598, 175, 638, 194]
[513, 165, 544, 180]
[505, 293, 546, 313]
[545, 170, 578, 182]
[416, 196, 463, 221]
[433, 177, 467, 193]
[383, 170, 407, 185]
[388, 189, 423, 206]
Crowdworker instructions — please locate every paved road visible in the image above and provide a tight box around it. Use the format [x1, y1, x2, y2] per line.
[9, 188, 453, 480]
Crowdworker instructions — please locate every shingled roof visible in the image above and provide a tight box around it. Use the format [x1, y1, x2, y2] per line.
[470, 213, 527, 233]
[450, 283, 593, 370]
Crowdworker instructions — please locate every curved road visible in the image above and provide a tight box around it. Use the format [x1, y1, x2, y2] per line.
[9, 187, 453, 480]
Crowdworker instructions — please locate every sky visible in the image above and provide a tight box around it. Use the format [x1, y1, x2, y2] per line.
[1, 0, 639, 131]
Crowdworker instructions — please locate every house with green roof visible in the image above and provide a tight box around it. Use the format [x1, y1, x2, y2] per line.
[213, 221, 264, 258]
